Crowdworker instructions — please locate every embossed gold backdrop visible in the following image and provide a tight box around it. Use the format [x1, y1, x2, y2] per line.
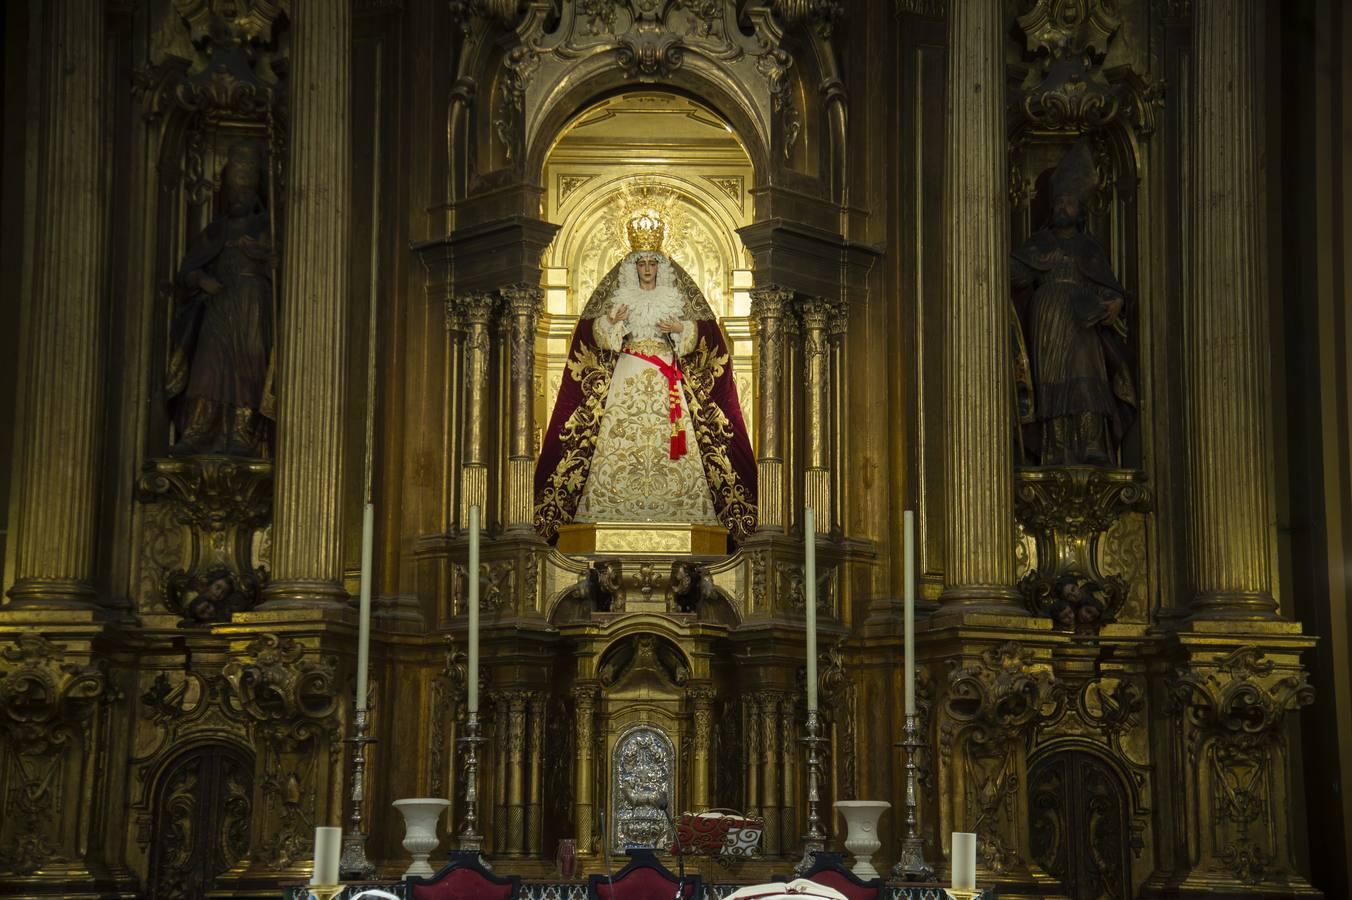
[0, 2, 1348, 900]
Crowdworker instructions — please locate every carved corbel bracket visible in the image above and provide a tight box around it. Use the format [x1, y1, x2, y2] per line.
[1014, 466, 1149, 633]
[1166, 645, 1315, 889]
[139, 456, 273, 622]
[0, 636, 112, 876]
[938, 642, 1062, 879]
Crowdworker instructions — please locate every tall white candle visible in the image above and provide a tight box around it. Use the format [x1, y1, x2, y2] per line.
[805, 506, 818, 712]
[903, 509, 916, 717]
[951, 832, 977, 891]
[355, 501, 375, 712]
[311, 826, 342, 885]
[467, 504, 481, 714]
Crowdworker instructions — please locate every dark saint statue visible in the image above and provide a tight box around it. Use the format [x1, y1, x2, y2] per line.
[166, 141, 274, 456]
[1011, 141, 1136, 465]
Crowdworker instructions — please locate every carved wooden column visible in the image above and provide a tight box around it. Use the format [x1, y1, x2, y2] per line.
[938, 0, 1021, 612]
[263, 0, 352, 607]
[459, 292, 497, 522]
[750, 286, 793, 530]
[799, 299, 832, 535]
[744, 693, 762, 819]
[492, 692, 509, 850]
[7, 2, 107, 610]
[572, 684, 599, 855]
[1183, 0, 1279, 619]
[689, 686, 715, 811]
[444, 302, 466, 533]
[778, 694, 799, 853]
[828, 302, 849, 536]
[526, 692, 545, 855]
[505, 691, 528, 855]
[502, 285, 543, 531]
[759, 691, 782, 855]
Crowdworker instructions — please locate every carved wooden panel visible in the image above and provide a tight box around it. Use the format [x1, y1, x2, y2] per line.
[1029, 750, 1131, 900]
[147, 744, 253, 900]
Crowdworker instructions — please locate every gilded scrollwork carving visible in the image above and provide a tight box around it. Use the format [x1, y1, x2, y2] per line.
[940, 643, 1061, 876]
[1168, 646, 1314, 887]
[0, 636, 111, 876]
[1014, 467, 1149, 633]
[818, 639, 856, 800]
[222, 635, 341, 869]
[139, 455, 273, 622]
[1009, 0, 1163, 135]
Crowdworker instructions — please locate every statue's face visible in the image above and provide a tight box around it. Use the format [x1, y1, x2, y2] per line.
[1052, 194, 1081, 228]
[635, 256, 659, 290]
[224, 163, 261, 207]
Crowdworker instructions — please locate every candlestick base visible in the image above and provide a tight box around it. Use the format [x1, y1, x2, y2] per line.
[457, 712, 487, 853]
[943, 890, 982, 900]
[341, 707, 378, 879]
[795, 709, 829, 876]
[890, 713, 935, 882]
[307, 885, 344, 900]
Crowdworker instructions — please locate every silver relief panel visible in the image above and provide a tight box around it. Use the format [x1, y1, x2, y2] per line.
[610, 725, 675, 850]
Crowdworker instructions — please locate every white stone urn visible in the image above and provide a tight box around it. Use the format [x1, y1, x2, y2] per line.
[393, 798, 451, 877]
[834, 800, 891, 879]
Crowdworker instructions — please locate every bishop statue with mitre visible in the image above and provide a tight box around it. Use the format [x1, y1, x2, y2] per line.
[534, 201, 757, 545]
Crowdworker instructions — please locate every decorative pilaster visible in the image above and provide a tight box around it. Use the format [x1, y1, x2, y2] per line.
[779, 694, 799, 853]
[459, 292, 497, 521]
[745, 692, 762, 818]
[827, 301, 849, 536]
[750, 286, 794, 530]
[444, 301, 466, 533]
[1183, 0, 1279, 619]
[0, 636, 111, 885]
[526, 692, 545, 855]
[7, 2, 108, 610]
[760, 691, 783, 855]
[689, 687, 715, 811]
[262, 0, 352, 607]
[505, 691, 528, 856]
[799, 298, 832, 535]
[938, 0, 1020, 611]
[572, 684, 599, 856]
[502, 285, 544, 531]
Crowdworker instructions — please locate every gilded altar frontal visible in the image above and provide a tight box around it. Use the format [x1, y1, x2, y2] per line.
[1, 1, 1350, 899]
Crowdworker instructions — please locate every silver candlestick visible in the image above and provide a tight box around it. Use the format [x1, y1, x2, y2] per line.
[340, 706, 378, 879]
[457, 711, 486, 852]
[795, 708, 828, 875]
[891, 713, 934, 881]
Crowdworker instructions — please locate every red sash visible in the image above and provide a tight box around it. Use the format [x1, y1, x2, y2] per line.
[623, 349, 688, 459]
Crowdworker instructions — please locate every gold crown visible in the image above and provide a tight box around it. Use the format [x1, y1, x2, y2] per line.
[626, 210, 666, 253]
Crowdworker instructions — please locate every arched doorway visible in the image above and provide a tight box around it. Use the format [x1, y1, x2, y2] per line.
[146, 742, 253, 900]
[1028, 749, 1133, 900]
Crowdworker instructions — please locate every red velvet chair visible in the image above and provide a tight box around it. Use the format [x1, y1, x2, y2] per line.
[588, 849, 703, 900]
[776, 852, 883, 900]
[406, 851, 522, 900]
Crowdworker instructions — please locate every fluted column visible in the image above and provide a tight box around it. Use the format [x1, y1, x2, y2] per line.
[505, 691, 527, 855]
[572, 684, 599, 855]
[799, 299, 832, 535]
[444, 304, 466, 533]
[526, 692, 545, 855]
[7, 3, 107, 610]
[779, 695, 798, 852]
[263, 0, 351, 607]
[459, 292, 496, 522]
[1183, 1, 1278, 619]
[750, 286, 793, 530]
[502, 285, 543, 531]
[939, 0, 1021, 611]
[759, 691, 782, 855]
[689, 687, 715, 810]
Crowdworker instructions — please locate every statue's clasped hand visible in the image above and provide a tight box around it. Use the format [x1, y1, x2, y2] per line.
[657, 317, 683, 335]
[608, 303, 631, 325]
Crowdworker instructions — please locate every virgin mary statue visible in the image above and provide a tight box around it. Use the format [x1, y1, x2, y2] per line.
[534, 210, 757, 543]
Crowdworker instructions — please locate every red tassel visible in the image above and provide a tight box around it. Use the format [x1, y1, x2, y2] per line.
[671, 429, 687, 459]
